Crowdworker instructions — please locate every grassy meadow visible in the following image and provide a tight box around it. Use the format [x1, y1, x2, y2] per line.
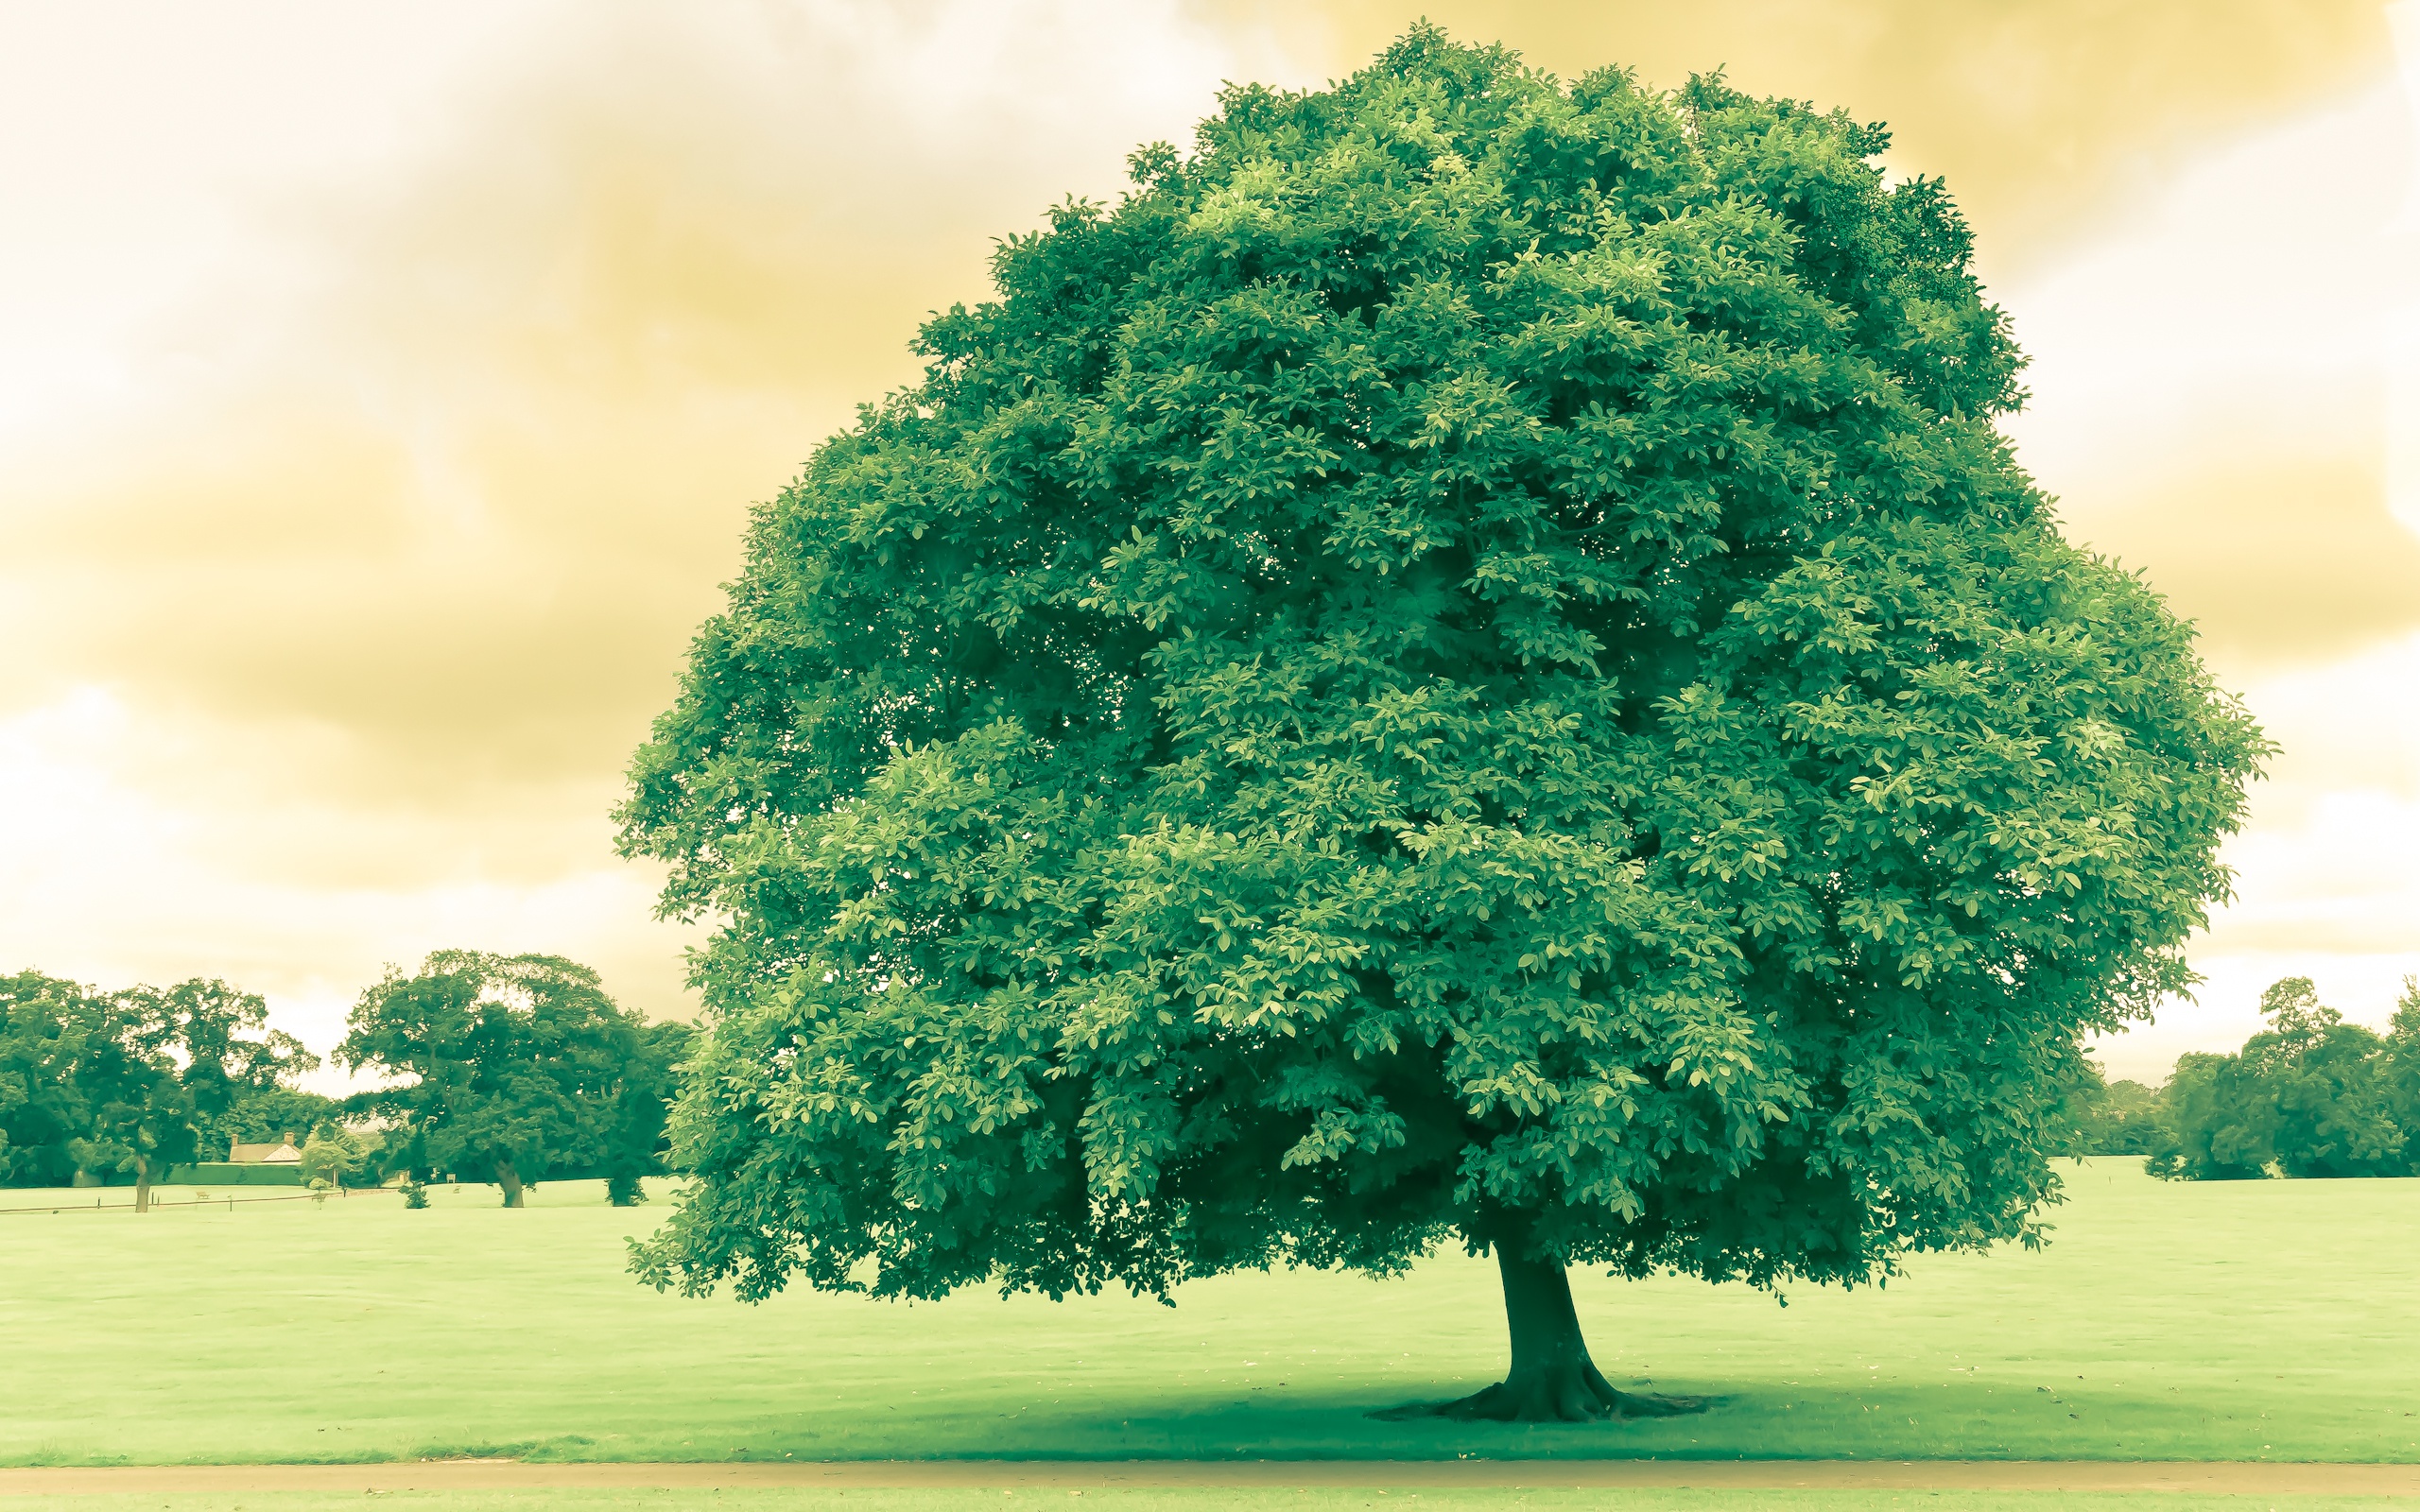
[10, 1495, 2420, 1512]
[2, 1160, 2416, 1468]
[5, 1494, 2420, 1512]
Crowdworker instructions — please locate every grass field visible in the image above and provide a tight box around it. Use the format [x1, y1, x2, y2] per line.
[2, 1160, 2415, 1469]
[4, 1494, 2419, 1512]
[8, 1495, 2420, 1512]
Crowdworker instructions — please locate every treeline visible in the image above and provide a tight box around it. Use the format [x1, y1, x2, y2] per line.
[2066, 976, 2420, 1179]
[1, 949, 688, 1208]
[0, 971, 315, 1208]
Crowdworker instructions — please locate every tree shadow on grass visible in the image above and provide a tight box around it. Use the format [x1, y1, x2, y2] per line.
[1370, 1388, 1719, 1424]
[865, 1383, 1736, 1461]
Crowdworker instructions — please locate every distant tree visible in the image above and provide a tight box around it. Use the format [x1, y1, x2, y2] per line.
[619, 30, 2267, 1420]
[2384, 976, 2420, 1164]
[2092, 1079, 2167, 1156]
[601, 1021, 692, 1207]
[2052, 1060, 2167, 1158]
[2252, 979, 2403, 1178]
[2151, 978, 2404, 1181]
[68, 1026, 185, 1206]
[0, 971, 100, 1188]
[74, 978, 313, 1211]
[299, 1123, 378, 1191]
[207, 1086, 344, 1158]
[2147, 1050, 2273, 1180]
[338, 951, 669, 1208]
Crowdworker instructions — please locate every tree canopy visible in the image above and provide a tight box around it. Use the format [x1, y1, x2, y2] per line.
[618, 28, 2265, 1418]
[2, 971, 310, 1205]
[2075, 1072, 2165, 1158]
[0, 971, 100, 1188]
[209, 1086, 344, 1154]
[2150, 976, 2417, 1180]
[338, 950, 681, 1207]
[78, 978, 312, 1209]
[2047, 1059, 2164, 1159]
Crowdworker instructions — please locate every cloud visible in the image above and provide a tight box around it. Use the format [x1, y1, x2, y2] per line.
[1214, 0, 2394, 278]
[2002, 101, 2415, 662]
[1, 0, 2412, 1080]
[0, 1, 1274, 1036]
[0, 686, 699, 1065]
[2, 3, 1272, 789]
[1994, 66, 2420, 1070]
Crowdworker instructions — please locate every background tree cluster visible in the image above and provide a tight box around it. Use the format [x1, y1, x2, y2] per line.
[3, 951, 690, 1209]
[0, 971, 319, 1209]
[2134, 977, 2420, 1180]
[337, 951, 691, 1207]
[2055, 1066, 2166, 1157]
[2043, 976, 2420, 1178]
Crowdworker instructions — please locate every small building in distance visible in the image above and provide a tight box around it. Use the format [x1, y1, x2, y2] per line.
[225, 1135, 302, 1166]
[165, 1132, 306, 1187]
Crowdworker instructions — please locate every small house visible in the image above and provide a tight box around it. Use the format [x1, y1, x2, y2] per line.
[226, 1134, 303, 1165]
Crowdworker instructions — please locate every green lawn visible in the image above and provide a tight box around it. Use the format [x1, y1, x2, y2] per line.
[2, 1161, 2415, 1467]
[4, 1495, 2417, 1512]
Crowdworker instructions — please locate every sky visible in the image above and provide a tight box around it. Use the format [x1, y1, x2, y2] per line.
[1, 0, 2414, 1083]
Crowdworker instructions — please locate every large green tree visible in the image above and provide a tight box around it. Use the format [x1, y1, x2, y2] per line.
[338, 951, 675, 1207]
[74, 978, 312, 1210]
[2151, 977, 2409, 1181]
[2386, 978, 2420, 1152]
[0, 971, 99, 1188]
[619, 31, 2264, 1419]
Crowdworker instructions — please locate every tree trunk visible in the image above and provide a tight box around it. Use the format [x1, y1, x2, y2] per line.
[133, 1158, 153, 1215]
[494, 1159, 525, 1208]
[1404, 1248, 1707, 1423]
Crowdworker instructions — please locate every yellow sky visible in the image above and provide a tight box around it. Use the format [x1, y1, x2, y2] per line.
[2, 1, 2414, 1080]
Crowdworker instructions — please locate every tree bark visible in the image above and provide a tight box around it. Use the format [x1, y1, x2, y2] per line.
[133, 1157, 152, 1215]
[494, 1159, 525, 1208]
[1395, 1247, 1706, 1423]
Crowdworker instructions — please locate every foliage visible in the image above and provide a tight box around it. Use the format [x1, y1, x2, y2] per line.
[2384, 976, 2420, 1149]
[619, 28, 2265, 1318]
[299, 1123, 382, 1190]
[401, 1177, 431, 1209]
[0, 971, 99, 1187]
[2051, 1060, 2166, 1158]
[2150, 977, 2411, 1181]
[207, 1086, 344, 1157]
[602, 1021, 693, 1206]
[64, 977, 313, 1205]
[337, 950, 678, 1208]
[2088, 1079, 2166, 1156]
[2145, 1052, 2261, 1180]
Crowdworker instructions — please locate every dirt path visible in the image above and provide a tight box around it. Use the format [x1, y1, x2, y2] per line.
[4, 1461, 2418, 1497]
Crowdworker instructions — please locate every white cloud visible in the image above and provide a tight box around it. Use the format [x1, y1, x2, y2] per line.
[1996, 77, 2411, 501]
[0, 1, 1273, 1064]
[2391, 0, 2420, 537]
[1996, 53, 2420, 1077]
[0, 686, 700, 1069]
[4, 2, 2414, 1094]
